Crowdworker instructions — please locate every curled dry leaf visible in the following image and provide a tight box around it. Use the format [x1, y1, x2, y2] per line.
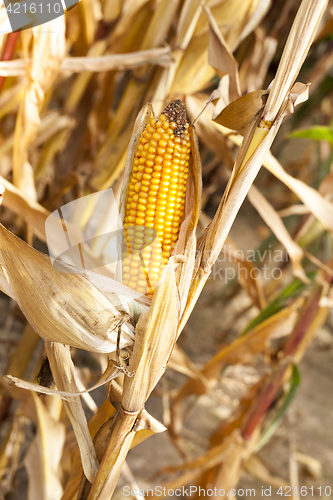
[213, 89, 267, 133]
[264, 152, 333, 235]
[0, 223, 134, 353]
[4, 359, 122, 400]
[205, 5, 241, 102]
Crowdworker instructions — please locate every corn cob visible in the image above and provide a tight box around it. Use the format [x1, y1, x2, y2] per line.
[122, 100, 191, 297]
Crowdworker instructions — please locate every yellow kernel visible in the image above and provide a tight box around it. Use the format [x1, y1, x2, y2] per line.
[152, 133, 160, 141]
[157, 148, 165, 155]
[159, 114, 167, 122]
[136, 211, 145, 218]
[159, 140, 168, 148]
[137, 280, 148, 288]
[146, 209, 155, 217]
[162, 121, 170, 130]
[146, 160, 154, 167]
[142, 173, 151, 180]
[157, 127, 164, 135]
[139, 197, 147, 204]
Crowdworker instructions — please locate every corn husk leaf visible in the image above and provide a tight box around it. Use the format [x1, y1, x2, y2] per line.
[122, 257, 180, 412]
[0, 224, 134, 353]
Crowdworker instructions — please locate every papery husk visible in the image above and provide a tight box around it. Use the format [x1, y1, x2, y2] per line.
[122, 257, 180, 412]
[0, 224, 134, 353]
[213, 89, 267, 133]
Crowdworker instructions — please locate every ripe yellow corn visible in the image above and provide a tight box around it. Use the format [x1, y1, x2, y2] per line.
[122, 100, 191, 297]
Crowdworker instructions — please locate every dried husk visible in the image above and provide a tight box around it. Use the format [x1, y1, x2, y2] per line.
[0, 223, 134, 353]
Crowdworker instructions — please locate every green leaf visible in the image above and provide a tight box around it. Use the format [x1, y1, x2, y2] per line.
[287, 126, 333, 143]
[255, 364, 301, 452]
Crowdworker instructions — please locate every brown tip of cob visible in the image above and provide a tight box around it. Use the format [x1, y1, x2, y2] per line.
[162, 99, 188, 138]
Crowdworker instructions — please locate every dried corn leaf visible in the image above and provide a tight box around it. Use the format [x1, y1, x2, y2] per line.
[247, 185, 309, 283]
[205, 6, 241, 102]
[24, 393, 65, 500]
[5, 359, 122, 400]
[213, 89, 267, 132]
[0, 224, 134, 353]
[0, 47, 173, 76]
[264, 151, 333, 235]
[45, 342, 99, 484]
[264, 0, 328, 122]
